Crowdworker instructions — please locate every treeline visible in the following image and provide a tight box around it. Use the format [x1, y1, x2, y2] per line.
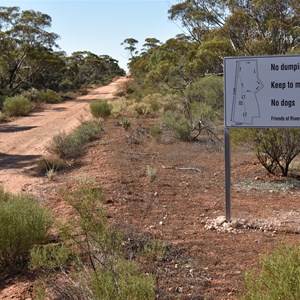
[125, 0, 299, 96]
[121, 0, 300, 177]
[0, 6, 125, 100]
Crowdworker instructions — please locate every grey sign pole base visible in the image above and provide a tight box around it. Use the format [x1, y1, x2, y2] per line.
[224, 127, 231, 223]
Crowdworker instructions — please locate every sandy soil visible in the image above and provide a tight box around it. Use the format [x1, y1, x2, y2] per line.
[1, 78, 300, 299]
[0, 78, 126, 194]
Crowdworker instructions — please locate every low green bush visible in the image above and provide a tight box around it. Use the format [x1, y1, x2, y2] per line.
[185, 76, 223, 111]
[31, 179, 156, 299]
[118, 116, 131, 130]
[163, 110, 192, 141]
[150, 124, 162, 139]
[73, 119, 102, 143]
[36, 155, 67, 174]
[47, 120, 103, 159]
[0, 112, 8, 123]
[30, 244, 70, 271]
[21, 88, 39, 102]
[47, 131, 85, 159]
[241, 244, 300, 300]
[0, 188, 52, 270]
[141, 239, 166, 261]
[3, 95, 33, 116]
[91, 259, 155, 300]
[36, 89, 62, 104]
[146, 165, 157, 182]
[90, 99, 112, 119]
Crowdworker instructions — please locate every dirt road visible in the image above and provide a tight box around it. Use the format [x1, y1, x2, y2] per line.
[0, 77, 126, 194]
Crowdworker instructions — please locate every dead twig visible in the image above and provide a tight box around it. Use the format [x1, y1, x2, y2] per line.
[162, 165, 202, 173]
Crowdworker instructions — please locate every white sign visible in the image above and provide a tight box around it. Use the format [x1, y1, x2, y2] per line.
[224, 55, 300, 128]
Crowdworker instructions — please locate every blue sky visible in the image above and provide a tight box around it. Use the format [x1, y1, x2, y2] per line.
[2, 0, 183, 71]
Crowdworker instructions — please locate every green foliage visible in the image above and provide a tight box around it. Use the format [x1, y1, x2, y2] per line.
[141, 239, 166, 261]
[150, 124, 162, 139]
[132, 103, 149, 116]
[65, 52, 125, 91]
[47, 131, 85, 159]
[0, 188, 52, 270]
[90, 99, 112, 119]
[0, 112, 8, 123]
[47, 120, 102, 159]
[73, 119, 103, 143]
[60, 177, 121, 253]
[0, 7, 124, 96]
[163, 110, 192, 141]
[241, 244, 300, 300]
[30, 244, 70, 271]
[141, 93, 162, 113]
[91, 259, 155, 300]
[169, 0, 299, 55]
[36, 89, 62, 104]
[186, 76, 224, 111]
[3, 95, 32, 116]
[146, 165, 157, 182]
[232, 128, 300, 176]
[36, 155, 67, 175]
[111, 97, 129, 116]
[118, 116, 131, 130]
[32, 280, 47, 300]
[59, 179, 155, 299]
[190, 102, 215, 123]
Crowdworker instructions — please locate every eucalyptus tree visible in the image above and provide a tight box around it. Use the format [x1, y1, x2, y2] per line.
[0, 6, 62, 95]
[169, 0, 300, 55]
[63, 51, 124, 89]
[169, 0, 300, 176]
[121, 38, 139, 59]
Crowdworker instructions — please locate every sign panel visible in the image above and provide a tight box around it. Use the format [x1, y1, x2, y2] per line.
[224, 55, 300, 128]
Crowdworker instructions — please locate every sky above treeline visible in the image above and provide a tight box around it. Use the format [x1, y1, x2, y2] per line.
[2, 0, 183, 71]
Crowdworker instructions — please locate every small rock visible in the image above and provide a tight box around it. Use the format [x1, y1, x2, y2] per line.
[215, 216, 226, 226]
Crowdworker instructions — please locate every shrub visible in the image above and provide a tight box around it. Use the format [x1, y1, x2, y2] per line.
[3, 95, 32, 116]
[36, 89, 62, 104]
[47, 120, 102, 159]
[47, 131, 85, 159]
[30, 244, 70, 271]
[0, 188, 52, 270]
[150, 124, 162, 139]
[146, 165, 157, 182]
[21, 88, 39, 102]
[73, 119, 102, 143]
[163, 110, 192, 141]
[141, 93, 161, 113]
[232, 128, 300, 176]
[91, 259, 155, 300]
[141, 239, 166, 261]
[185, 76, 223, 111]
[36, 155, 67, 174]
[118, 116, 131, 130]
[0, 112, 8, 123]
[90, 99, 112, 119]
[33, 179, 156, 299]
[111, 97, 128, 117]
[191, 101, 215, 123]
[132, 103, 149, 116]
[241, 244, 300, 300]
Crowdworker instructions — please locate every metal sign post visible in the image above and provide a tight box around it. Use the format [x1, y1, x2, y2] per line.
[224, 127, 231, 223]
[224, 54, 300, 222]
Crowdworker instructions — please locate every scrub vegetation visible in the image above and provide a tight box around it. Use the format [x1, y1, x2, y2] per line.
[1, 1, 300, 299]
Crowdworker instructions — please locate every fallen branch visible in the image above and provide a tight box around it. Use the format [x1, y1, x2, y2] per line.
[162, 165, 202, 173]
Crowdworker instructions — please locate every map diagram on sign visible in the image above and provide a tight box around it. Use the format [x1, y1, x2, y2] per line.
[231, 59, 264, 125]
